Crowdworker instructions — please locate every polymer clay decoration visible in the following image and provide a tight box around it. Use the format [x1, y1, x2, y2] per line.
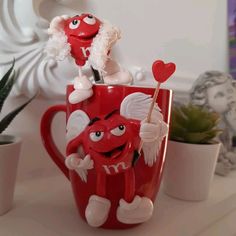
[190, 71, 236, 176]
[46, 13, 132, 104]
[62, 60, 174, 227]
[44, 10, 175, 227]
[65, 92, 168, 227]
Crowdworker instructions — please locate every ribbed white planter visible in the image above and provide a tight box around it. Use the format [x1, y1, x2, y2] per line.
[0, 135, 21, 215]
[163, 140, 221, 201]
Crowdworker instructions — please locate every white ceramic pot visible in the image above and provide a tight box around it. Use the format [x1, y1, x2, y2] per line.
[0, 135, 21, 215]
[163, 140, 221, 201]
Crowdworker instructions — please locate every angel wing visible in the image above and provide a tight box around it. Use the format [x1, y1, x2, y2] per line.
[120, 92, 163, 121]
[66, 110, 90, 144]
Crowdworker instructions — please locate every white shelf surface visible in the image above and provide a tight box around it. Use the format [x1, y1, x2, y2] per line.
[0, 172, 236, 236]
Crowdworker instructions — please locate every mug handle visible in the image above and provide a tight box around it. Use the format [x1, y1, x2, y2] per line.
[40, 105, 69, 180]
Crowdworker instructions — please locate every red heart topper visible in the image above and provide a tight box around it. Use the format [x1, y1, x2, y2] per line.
[152, 60, 176, 83]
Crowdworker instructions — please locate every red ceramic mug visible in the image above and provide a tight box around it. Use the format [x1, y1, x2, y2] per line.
[41, 84, 172, 229]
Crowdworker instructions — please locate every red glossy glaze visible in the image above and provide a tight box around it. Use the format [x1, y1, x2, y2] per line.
[40, 85, 172, 229]
[41, 105, 69, 178]
[64, 14, 101, 66]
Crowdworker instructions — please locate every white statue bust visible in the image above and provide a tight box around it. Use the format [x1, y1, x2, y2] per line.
[190, 71, 236, 176]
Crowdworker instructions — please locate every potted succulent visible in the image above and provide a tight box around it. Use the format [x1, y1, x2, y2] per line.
[0, 60, 34, 215]
[163, 104, 222, 201]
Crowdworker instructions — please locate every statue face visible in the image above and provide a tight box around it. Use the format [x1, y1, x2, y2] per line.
[206, 80, 236, 113]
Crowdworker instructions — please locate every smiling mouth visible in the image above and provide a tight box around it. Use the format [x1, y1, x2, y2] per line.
[99, 144, 126, 159]
[70, 31, 99, 41]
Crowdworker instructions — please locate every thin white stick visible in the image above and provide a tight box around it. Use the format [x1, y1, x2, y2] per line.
[78, 66, 83, 77]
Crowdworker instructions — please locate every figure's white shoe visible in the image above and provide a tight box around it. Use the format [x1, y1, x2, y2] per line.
[85, 195, 111, 227]
[116, 196, 153, 224]
[103, 58, 133, 85]
[68, 89, 93, 104]
[74, 75, 93, 90]
[104, 71, 132, 85]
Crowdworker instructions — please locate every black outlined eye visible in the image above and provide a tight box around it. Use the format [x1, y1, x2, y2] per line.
[83, 15, 96, 25]
[69, 19, 80, 29]
[89, 131, 104, 142]
[111, 125, 126, 136]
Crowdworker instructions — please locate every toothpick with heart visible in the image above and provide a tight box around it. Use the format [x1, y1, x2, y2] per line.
[147, 60, 176, 122]
[133, 60, 176, 164]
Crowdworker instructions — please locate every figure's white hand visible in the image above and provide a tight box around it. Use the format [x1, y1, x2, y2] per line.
[73, 75, 93, 90]
[65, 154, 94, 182]
[140, 119, 168, 167]
[140, 120, 168, 143]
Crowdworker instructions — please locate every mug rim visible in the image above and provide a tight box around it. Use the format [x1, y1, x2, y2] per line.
[66, 83, 172, 92]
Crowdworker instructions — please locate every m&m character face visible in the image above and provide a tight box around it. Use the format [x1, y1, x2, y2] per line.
[64, 14, 101, 66]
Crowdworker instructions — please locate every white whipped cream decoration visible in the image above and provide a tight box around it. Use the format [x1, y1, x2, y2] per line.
[0, 1, 78, 98]
[89, 21, 121, 72]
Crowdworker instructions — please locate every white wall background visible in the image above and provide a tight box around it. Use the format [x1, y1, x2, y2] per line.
[36, 0, 228, 91]
[0, 0, 228, 181]
[83, 0, 228, 82]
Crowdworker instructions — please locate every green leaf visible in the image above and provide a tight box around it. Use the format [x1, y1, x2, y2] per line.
[170, 123, 186, 140]
[199, 129, 222, 144]
[0, 94, 36, 134]
[185, 132, 210, 143]
[209, 112, 221, 126]
[188, 118, 212, 132]
[0, 59, 15, 90]
[171, 107, 188, 126]
[0, 71, 16, 113]
[170, 103, 221, 144]
[180, 104, 195, 118]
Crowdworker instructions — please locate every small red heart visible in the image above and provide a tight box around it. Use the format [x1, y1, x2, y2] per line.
[152, 60, 176, 83]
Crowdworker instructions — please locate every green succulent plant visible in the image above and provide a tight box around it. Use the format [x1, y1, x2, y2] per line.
[0, 60, 35, 138]
[170, 104, 221, 144]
